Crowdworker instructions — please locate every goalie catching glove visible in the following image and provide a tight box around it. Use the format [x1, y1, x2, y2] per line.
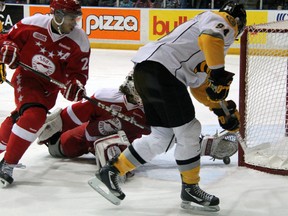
[206, 68, 234, 102]
[0, 63, 6, 84]
[0, 41, 20, 69]
[62, 79, 86, 102]
[201, 131, 238, 160]
[212, 100, 240, 132]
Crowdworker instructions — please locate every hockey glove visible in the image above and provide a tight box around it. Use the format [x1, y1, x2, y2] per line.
[200, 131, 238, 160]
[206, 68, 234, 102]
[0, 63, 6, 84]
[0, 41, 20, 69]
[212, 100, 240, 132]
[62, 79, 86, 102]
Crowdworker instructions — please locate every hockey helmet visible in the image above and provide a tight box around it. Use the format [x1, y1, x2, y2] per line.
[219, 1, 247, 36]
[50, 0, 82, 17]
[119, 71, 142, 106]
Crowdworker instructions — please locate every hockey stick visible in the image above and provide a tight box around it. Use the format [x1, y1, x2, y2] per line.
[0, 63, 13, 87]
[18, 61, 149, 130]
[219, 101, 273, 156]
[5, 79, 13, 87]
[219, 101, 248, 153]
[83, 96, 149, 130]
[18, 61, 67, 89]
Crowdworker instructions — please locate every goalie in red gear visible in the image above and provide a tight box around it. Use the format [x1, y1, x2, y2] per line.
[0, 0, 90, 187]
[37, 72, 150, 171]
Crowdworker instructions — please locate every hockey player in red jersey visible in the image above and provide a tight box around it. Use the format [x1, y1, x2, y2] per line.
[37, 72, 151, 180]
[37, 72, 150, 162]
[0, 0, 90, 187]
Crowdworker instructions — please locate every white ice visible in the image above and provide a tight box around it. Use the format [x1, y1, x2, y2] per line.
[1, 49, 288, 216]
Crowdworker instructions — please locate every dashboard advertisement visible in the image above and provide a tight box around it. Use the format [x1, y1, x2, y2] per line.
[29, 6, 141, 41]
[0, 4, 286, 51]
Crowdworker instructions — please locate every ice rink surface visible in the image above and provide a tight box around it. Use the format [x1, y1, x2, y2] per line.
[1, 49, 288, 216]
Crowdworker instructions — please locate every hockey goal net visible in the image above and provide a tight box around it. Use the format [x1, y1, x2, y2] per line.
[239, 20, 288, 175]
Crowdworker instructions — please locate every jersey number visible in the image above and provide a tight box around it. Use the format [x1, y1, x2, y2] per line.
[81, 57, 89, 70]
[215, 23, 229, 36]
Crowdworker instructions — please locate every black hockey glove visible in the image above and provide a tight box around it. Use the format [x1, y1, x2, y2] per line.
[0, 63, 6, 84]
[212, 100, 240, 132]
[206, 68, 234, 102]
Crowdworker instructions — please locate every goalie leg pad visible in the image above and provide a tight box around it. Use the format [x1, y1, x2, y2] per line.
[94, 130, 130, 171]
[37, 108, 63, 144]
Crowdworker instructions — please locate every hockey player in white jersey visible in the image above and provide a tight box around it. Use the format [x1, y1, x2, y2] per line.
[89, 1, 246, 211]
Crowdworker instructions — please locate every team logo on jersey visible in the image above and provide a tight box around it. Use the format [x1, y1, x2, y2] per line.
[98, 118, 122, 135]
[33, 32, 47, 42]
[59, 43, 71, 51]
[32, 54, 55, 76]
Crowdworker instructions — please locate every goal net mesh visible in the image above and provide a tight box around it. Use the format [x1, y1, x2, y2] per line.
[239, 20, 288, 174]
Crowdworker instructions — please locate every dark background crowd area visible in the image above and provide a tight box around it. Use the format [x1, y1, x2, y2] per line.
[3, 0, 288, 10]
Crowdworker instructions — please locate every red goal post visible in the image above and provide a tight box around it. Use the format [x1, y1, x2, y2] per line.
[239, 20, 288, 175]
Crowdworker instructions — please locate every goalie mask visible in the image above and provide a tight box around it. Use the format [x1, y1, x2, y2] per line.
[119, 71, 142, 106]
[219, 1, 247, 37]
[50, 0, 82, 34]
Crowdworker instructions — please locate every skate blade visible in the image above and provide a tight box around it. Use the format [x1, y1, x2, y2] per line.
[0, 178, 9, 188]
[88, 177, 121, 206]
[181, 201, 220, 212]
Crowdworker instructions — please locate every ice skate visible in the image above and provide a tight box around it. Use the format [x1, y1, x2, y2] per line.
[88, 160, 125, 205]
[0, 159, 14, 188]
[181, 183, 220, 212]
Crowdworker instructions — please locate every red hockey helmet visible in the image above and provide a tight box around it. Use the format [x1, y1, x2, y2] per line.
[50, 0, 82, 16]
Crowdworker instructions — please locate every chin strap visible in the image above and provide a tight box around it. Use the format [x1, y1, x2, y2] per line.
[52, 12, 65, 35]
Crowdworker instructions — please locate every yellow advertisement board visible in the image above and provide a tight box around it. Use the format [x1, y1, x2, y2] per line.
[149, 10, 268, 43]
[149, 10, 204, 41]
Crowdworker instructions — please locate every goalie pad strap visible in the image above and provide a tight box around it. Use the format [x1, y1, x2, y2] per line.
[48, 138, 66, 158]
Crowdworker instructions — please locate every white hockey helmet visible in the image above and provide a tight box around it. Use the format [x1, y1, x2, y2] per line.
[119, 71, 142, 106]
